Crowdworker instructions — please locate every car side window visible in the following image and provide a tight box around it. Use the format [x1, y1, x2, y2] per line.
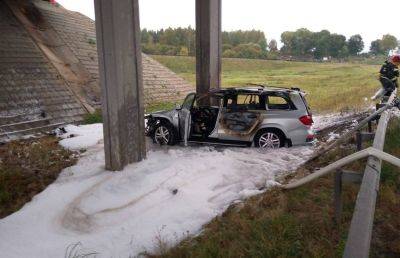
[266, 95, 291, 110]
[228, 94, 264, 110]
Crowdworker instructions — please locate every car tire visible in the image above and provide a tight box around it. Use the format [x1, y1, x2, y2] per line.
[254, 129, 285, 149]
[153, 122, 177, 146]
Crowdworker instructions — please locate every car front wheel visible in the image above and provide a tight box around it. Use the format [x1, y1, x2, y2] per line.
[254, 129, 285, 149]
[153, 122, 176, 146]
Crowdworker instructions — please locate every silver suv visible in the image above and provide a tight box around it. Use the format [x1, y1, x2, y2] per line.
[145, 86, 314, 149]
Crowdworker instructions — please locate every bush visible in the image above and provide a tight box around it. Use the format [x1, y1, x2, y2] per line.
[142, 43, 181, 56]
[222, 44, 233, 52]
[233, 43, 263, 59]
[83, 109, 102, 124]
[222, 49, 237, 58]
[179, 47, 189, 56]
[265, 51, 280, 60]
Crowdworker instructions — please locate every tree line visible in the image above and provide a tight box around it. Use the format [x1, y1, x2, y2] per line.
[141, 27, 399, 60]
[141, 27, 268, 59]
[280, 29, 398, 59]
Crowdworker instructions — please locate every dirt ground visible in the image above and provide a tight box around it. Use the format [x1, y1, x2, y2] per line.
[0, 136, 78, 218]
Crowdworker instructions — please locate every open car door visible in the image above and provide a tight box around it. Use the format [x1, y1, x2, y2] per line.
[178, 93, 196, 146]
[218, 93, 263, 140]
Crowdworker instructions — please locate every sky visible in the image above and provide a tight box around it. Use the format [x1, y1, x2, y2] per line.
[56, 0, 399, 51]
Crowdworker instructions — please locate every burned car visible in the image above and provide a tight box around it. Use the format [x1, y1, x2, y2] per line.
[145, 86, 314, 149]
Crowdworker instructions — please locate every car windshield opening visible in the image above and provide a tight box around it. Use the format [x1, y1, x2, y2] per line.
[182, 93, 196, 109]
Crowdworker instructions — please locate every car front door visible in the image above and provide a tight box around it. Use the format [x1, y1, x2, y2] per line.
[178, 93, 196, 145]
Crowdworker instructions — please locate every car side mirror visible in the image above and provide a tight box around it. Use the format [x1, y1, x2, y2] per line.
[175, 103, 182, 110]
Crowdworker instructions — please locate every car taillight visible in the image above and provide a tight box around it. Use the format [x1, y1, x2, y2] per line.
[299, 115, 313, 126]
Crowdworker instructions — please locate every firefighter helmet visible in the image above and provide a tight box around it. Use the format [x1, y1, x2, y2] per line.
[391, 54, 400, 64]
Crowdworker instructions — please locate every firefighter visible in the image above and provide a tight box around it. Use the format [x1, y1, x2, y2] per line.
[372, 55, 400, 100]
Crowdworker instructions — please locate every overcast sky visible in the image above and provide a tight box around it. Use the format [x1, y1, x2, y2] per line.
[56, 0, 399, 50]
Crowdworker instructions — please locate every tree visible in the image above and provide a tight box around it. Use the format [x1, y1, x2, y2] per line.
[268, 39, 278, 52]
[381, 34, 398, 53]
[280, 28, 351, 59]
[328, 34, 347, 58]
[280, 28, 314, 56]
[280, 31, 295, 54]
[259, 39, 268, 53]
[347, 34, 364, 55]
[293, 28, 314, 56]
[313, 30, 331, 59]
[159, 27, 180, 46]
[370, 39, 383, 54]
[222, 30, 267, 50]
[369, 35, 398, 55]
[141, 29, 150, 44]
[338, 44, 349, 58]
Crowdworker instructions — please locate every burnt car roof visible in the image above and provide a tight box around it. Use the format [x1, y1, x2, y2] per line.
[208, 86, 303, 96]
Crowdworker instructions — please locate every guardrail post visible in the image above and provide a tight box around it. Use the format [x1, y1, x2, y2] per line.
[368, 121, 372, 133]
[334, 169, 343, 225]
[356, 130, 362, 151]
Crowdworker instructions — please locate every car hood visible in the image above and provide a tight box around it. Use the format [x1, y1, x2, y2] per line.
[148, 109, 177, 119]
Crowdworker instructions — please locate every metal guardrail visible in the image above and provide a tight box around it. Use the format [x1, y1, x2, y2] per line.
[343, 90, 398, 258]
[282, 90, 400, 258]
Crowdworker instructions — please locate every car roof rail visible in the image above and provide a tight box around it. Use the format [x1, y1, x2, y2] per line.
[248, 83, 303, 91]
[247, 83, 294, 91]
[246, 83, 265, 89]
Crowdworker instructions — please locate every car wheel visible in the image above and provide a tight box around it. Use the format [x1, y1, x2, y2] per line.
[254, 129, 285, 149]
[153, 122, 176, 146]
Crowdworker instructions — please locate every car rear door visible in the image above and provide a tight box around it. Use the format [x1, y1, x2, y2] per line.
[217, 94, 263, 142]
[264, 92, 308, 144]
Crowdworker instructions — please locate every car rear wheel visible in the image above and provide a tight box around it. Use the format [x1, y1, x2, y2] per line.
[254, 129, 285, 149]
[153, 122, 176, 146]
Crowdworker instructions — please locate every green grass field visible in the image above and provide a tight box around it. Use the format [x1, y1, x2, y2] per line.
[152, 55, 382, 114]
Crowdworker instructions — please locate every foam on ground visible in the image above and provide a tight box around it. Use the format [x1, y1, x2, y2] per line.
[0, 123, 314, 257]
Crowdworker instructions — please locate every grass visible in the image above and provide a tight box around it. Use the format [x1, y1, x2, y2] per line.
[82, 103, 178, 124]
[0, 137, 77, 218]
[84, 109, 103, 124]
[146, 102, 177, 114]
[372, 119, 400, 257]
[149, 118, 400, 258]
[152, 55, 381, 113]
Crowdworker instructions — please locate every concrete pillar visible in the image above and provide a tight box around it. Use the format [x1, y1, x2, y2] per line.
[94, 0, 146, 171]
[196, 0, 222, 97]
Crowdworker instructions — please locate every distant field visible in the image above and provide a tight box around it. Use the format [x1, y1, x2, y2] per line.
[152, 55, 381, 114]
